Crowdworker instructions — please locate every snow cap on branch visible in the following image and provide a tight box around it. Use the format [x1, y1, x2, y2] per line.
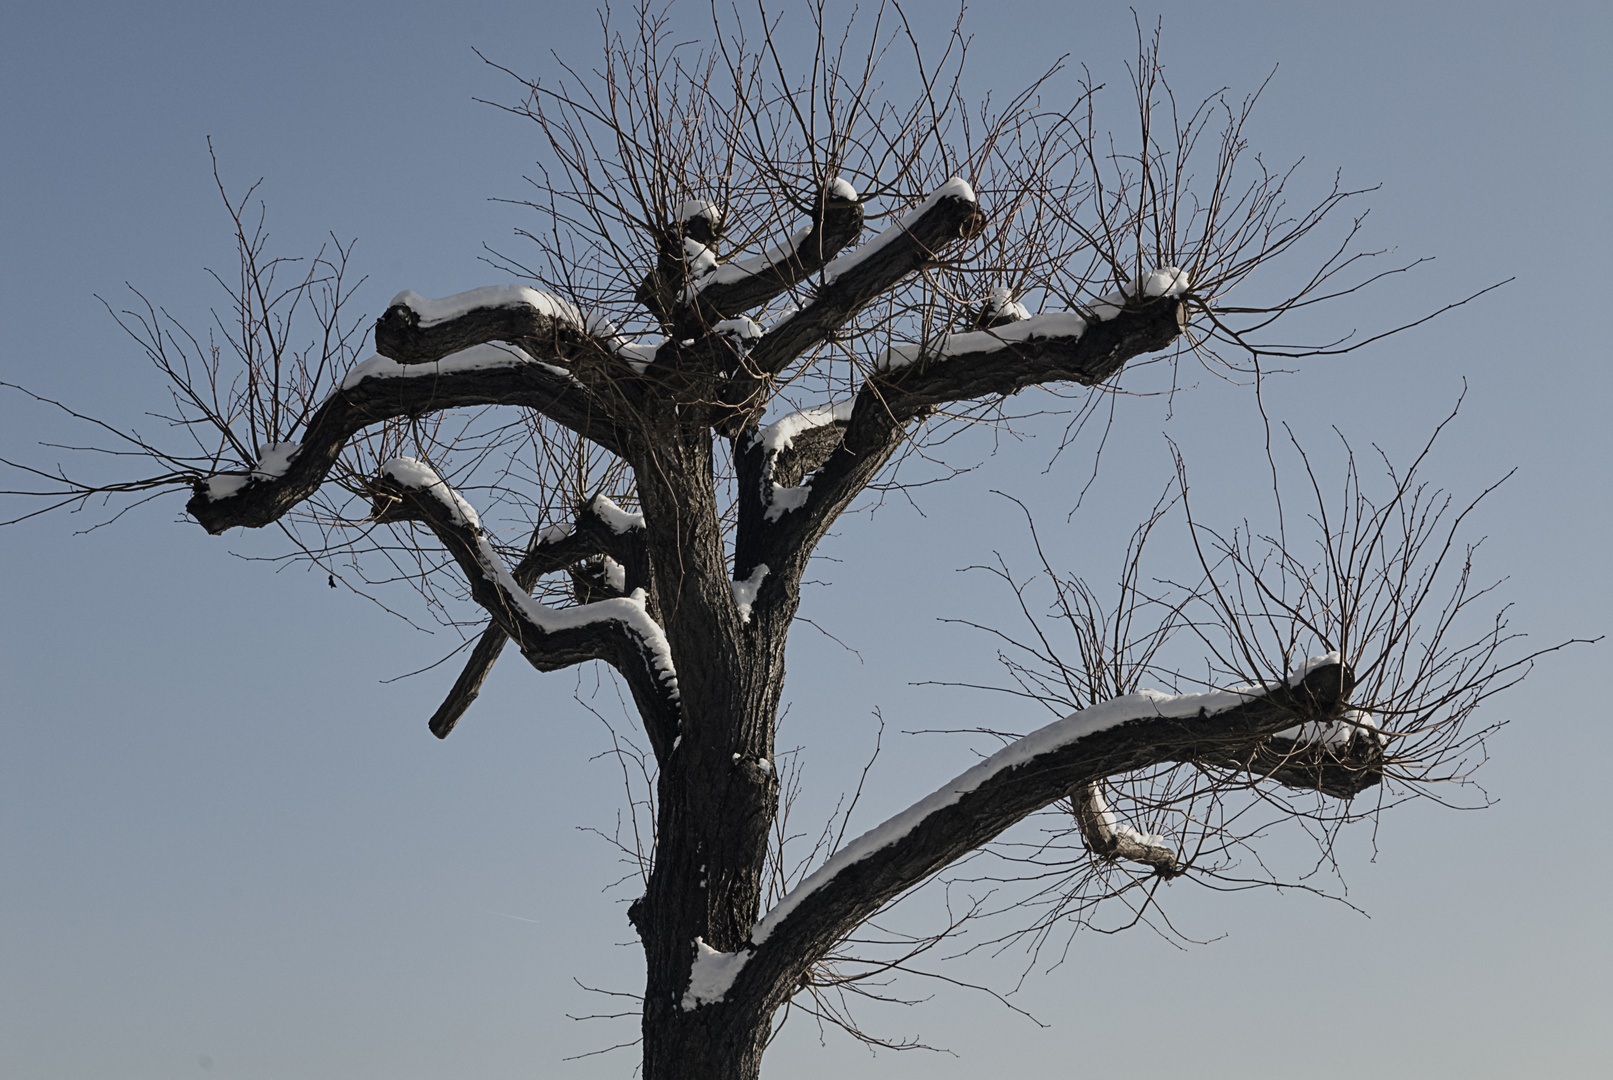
[750, 654, 1343, 944]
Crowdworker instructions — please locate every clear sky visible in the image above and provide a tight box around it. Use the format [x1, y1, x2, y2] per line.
[2, 1, 1609, 1078]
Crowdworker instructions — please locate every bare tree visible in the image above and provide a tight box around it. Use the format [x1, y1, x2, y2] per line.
[0, 5, 1567, 1078]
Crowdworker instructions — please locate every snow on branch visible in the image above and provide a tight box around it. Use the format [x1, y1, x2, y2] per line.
[186, 348, 624, 534]
[818, 178, 976, 287]
[426, 494, 653, 741]
[664, 179, 864, 331]
[731, 563, 769, 626]
[340, 341, 576, 391]
[726, 178, 985, 402]
[977, 285, 1030, 327]
[370, 458, 680, 711]
[200, 440, 302, 501]
[877, 311, 1091, 372]
[877, 268, 1190, 372]
[375, 284, 660, 372]
[745, 401, 855, 525]
[1073, 782, 1178, 876]
[747, 656, 1366, 948]
[681, 938, 752, 1011]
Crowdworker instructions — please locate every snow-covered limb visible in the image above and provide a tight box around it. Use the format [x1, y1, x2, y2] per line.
[375, 284, 658, 371]
[877, 311, 1091, 372]
[745, 401, 856, 525]
[715, 178, 984, 424]
[818, 177, 975, 287]
[589, 493, 646, 535]
[732, 400, 859, 591]
[977, 285, 1030, 327]
[341, 342, 575, 391]
[369, 460, 681, 741]
[745, 178, 981, 378]
[187, 347, 624, 534]
[730, 294, 1190, 607]
[1083, 266, 1192, 321]
[876, 269, 1191, 373]
[1073, 782, 1178, 876]
[424, 495, 654, 741]
[200, 440, 302, 501]
[661, 179, 864, 332]
[732, 658, 1373, 979]
[749, 401, 857, 456]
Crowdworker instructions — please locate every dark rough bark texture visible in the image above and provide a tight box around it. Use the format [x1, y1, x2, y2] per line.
[186, 362, 631, 533]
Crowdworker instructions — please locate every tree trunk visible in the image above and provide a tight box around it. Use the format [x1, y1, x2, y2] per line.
[631, 417, 791, 1080]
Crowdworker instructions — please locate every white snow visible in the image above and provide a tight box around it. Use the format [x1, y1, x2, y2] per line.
[752, 400, 855, 454]
[378, 459, 679, 699]
[712, 316, 764, 343]
[600, 556, 627, 594]
[340, 342, 567, 391]
[683, 238, 717, 278]
[377, 286, 662, 375]
[1278, 706, 1378, 748]
[676, 200, 722, 226]
[681, 938, 750, 1011]
[536, 522, 573, 545]
[819, 176, 978, 287]
[764, 484, 811, 522]
[203, 474, 250, 500]
[388, 285, 586, 328]
[686, 228, 810, 301]
[1138, 266, 1192, 298]
[615, 339, 663, 374]
[1085, 267, 1192, 322]
[1083, 784, 1168, 851]
[381, 457, 481, 528]
[750, 653, 1343, 944]
[983, 285, 1030, 322]
[871, 268, 1190, 372]
[747, 401, 855, 523]
[876, 311, 1090, 372]
[200, 440, 302, 501]
[680, 176, 861, 303]
[590, 494, 644, 534]
[731, 563, 769, 625]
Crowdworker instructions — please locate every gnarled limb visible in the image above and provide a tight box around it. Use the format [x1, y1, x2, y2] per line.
[369, 461, 680, 752]
[188, 347, 633, 534]
[877, 295, 1187, 407]
[698, 662, 1373, 1027]
[733, 295, 1189, 623]
[643, 182, 866, 339]
[716, 180, 986, 425]
[1073, 782, 1179, 876]
[374, 285, 652, 376]
[425, 495, 653, 739]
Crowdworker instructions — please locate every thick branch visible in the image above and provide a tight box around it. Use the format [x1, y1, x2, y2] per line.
[736, 296, 1188, 609]
[645, 184, 866, 339]
[717, 662, 1376, 1021]
[718, 180, 986, 423]
[368, 462, 680, 747]
[187, 348, 631, 534]
[877, 296, 1186, 407]
[732, 402, 855, 583]
[374, 285, 649, 374]
[426, 497, 653, 739]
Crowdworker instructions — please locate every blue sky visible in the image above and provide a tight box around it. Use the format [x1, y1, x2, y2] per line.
[2, 2, 1609, 1077]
